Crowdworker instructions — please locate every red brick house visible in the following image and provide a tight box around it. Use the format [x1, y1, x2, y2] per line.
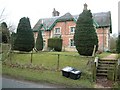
[33, 5, 112, 52]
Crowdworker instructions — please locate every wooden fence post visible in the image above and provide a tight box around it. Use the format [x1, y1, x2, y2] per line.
[57, 54, 60, 70]
[92, 45, 96, 57]
[30, 50, 33, 63]
[93, 57, 98, 82]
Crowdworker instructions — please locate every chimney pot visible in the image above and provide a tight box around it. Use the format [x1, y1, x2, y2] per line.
[83, 3, 88, 10]
[52, 8, 60, 17]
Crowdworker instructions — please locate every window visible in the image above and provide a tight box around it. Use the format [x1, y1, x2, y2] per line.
[43, 40, 46, 48]
[54, 28, 61, 34]
[70, 27, 75, 33]
[70, 39, 75, 46]
[41, 30, 45, 35]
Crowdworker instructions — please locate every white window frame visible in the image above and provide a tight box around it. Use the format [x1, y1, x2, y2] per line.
[41, 30, 45, 36]
[54, 27, 61, 34]
[43, 39, 46, 48]
[69, 26, 75, 34]
[69, 38, 75, 47]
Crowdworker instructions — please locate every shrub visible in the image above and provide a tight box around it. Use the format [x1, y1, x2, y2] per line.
[48, 38, 62, 51]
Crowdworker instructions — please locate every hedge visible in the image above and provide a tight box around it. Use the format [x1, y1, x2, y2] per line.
[48, 38, 62, 51]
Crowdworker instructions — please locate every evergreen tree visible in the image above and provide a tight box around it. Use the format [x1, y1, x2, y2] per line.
[1, 22, 10, 43]
[14, 17, 34, 52]
[35, 30, 43, 51]
[74, 4, 98, 56]
[116, 34, 120, 53]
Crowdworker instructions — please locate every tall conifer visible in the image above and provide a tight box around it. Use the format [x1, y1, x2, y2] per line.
[14, 17, 34, 52]
[74, 4, 98, 56]
[35, 30, 43, 51]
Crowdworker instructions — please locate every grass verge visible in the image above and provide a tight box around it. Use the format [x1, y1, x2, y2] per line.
[2, 65, 93, 88]
[96, 52, 112, 58]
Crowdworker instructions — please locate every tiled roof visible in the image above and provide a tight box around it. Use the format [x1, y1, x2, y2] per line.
[57, 12, 74, 22]
[92, 11, 111, 27]
[33, 17, 59, 31]
[33, 11, 112, 32]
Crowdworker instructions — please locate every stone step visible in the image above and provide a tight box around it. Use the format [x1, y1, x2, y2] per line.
[97, 69, 108, 72]
[97, 66, 114, 70]
[99, 58, 117, 61]
[98, 64, 115, 68]
[96, 58, 117, 77]
[98, 61, 116, 64]
[96, 72, 108, 76]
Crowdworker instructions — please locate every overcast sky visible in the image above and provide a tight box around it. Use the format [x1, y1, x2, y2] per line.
[0, 0, 119, 34]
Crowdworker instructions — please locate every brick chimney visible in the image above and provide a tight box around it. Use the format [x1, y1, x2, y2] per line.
[52, 8, 60, 17]
[83, 3, 88, 11]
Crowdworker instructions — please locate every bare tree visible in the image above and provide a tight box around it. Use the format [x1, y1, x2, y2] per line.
[0, 8, 6, 23]
[8, 23, 16, 33]
[110, 34, 117, 52]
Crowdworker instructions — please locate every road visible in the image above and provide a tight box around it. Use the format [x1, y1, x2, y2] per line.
[2, 76, 64, 88]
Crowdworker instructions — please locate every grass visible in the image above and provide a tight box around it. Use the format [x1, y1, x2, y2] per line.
[2, 65, 93, 88]
[1, 44, 10, 61]
[3, 43, 118, 88]
[118, 54, 120, 58]
[9, 52, 92, 71]
[96, 52, 112, 58]
[2, 51, 94, 88]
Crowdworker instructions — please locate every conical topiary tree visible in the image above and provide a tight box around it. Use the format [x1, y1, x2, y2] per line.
[14, 17, 34, 52]
[35, 30, 43, 51]
[116, 34, 120, 53]
[74, 4, 98, 56]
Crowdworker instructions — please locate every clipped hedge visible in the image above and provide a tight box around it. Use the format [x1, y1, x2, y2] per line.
[48, 38, 62, 51]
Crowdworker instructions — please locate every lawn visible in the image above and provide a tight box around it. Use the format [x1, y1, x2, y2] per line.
[9, 52, 91, 71]
[1, 44, 10, 61]
[2, 51, 94, 88]
[96, 52, 112, 58]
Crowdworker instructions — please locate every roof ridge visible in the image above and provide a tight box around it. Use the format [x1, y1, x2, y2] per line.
[33, 11, 112, 33]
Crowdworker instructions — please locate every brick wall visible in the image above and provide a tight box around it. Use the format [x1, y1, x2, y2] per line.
[34, 21, 110, 52]
[96, 27, 110, 51]
[51, 21, 76, 50]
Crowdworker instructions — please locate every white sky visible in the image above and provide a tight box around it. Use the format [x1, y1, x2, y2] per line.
[0, 0, 119, 35]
